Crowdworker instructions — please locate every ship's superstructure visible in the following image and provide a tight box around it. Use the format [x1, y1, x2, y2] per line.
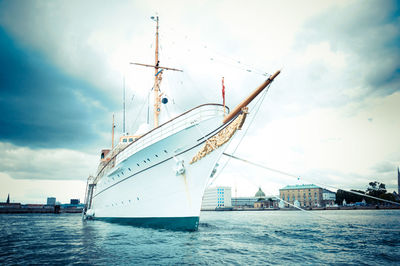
[83, 17, 280, 231]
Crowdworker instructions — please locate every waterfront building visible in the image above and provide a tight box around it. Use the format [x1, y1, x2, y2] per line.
[231, 197, 257, 207]
[70, 199, 80, 205]
[253, 188, 279, 208]
[280, 184, 328, 208]
[322, 189, 336, 206]
[47, 197, 56, 206]
[201, 187, 232, 210]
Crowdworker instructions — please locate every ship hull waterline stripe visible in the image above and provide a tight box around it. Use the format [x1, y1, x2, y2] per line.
[92, 115, 238, 199]
[93, 216, 200, 231]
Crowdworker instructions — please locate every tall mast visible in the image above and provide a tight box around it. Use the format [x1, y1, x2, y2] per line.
[154, 16, 161, 128]
[130, 16, 182, 129]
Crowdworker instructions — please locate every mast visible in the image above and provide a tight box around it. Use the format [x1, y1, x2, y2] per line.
[130, 16, 182, 129]
[154, 16, 161, 128]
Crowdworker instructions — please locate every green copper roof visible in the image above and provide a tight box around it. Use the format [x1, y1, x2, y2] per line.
[255, 187, 266, 198]
[280, 184, 321, 190]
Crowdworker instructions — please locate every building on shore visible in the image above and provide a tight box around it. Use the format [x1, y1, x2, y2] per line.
[231, 188, 278, 209]
[201, 187, 232, 210]
[279, 184, 336, 208]
[253, 188, 279, 208]
[322, 189, 336, 206]
[231, 197, 258, 207]
[70, 199, 80, 205]
[47, 197, 56, 206]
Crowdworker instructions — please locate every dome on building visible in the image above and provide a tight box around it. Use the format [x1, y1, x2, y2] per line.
[255, 187, 266, 198]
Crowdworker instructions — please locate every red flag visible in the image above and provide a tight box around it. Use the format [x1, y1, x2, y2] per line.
[222, 77, 225, 107]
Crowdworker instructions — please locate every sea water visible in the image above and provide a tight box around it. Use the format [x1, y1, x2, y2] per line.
[0, 210, 399, 265]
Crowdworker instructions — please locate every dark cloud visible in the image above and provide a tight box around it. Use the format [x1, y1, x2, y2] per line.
[297, 0, 400, 97]
[0, 27, 117, 149]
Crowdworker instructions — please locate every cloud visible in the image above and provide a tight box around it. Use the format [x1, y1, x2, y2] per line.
[298, 0, 400, 97]
[0, 142, 98, 180]
[0, 173, 86, 204]
[216, 91, 400, 194]
[0, 27, 114, 149]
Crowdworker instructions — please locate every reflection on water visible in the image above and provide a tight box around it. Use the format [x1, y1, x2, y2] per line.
[0, 210, 399, 264]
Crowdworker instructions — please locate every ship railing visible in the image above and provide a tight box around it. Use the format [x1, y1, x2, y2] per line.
[115, 104, 225, 166]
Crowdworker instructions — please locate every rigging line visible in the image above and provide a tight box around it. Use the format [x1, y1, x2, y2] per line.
[208, 85, 270, 186]
[222, 153, 400, 207]
[208, 84, 271, 187]
[236, 168, 400, 233]
[159, 29, 268, 76]
[132, 89, 152, 128]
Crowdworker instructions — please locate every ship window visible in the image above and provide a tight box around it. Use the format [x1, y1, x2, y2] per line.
[128, 168, 131, 171]
[155, 154, 158, 157]
[147, 158, 150, 162]
[129, 138, 133, 142]
[123, 138, 127, 143]
[137, 163, 140, 166]
[122, 172, 124, 175]
[137, 197, 139, 200]
[164, 150, 168, 153]
[143, 160, 146, 163]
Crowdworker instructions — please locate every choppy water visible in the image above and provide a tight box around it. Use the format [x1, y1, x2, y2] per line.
[0, 210, 399, 265]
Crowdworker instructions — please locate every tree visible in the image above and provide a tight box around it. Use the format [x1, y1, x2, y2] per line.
[367, 181, 386, 195]
[366, 181, 387, 203]
[335, 189, 365, 205]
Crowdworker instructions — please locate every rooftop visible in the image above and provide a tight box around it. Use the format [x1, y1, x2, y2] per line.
[280, 184, 321, 190]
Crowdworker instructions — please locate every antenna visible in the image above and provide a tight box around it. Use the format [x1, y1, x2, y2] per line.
[123, 77, 126, 134]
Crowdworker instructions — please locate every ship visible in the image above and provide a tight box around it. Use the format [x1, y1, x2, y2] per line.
[83, 16, 280, 231]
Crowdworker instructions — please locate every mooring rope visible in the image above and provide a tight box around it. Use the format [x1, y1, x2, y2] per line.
[222, 152, 400, 207]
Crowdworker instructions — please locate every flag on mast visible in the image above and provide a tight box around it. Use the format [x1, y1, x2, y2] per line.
[222, 77, 226, 115]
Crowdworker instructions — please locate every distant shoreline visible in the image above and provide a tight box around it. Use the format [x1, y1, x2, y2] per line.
[202, 205, 400, 212]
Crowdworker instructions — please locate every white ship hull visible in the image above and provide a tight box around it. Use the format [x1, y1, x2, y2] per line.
[85, 104, 241, 231]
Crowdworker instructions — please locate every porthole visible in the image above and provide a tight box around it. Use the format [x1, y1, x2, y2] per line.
[137, 163, 140, 166]
[164, 150, 168, 153]
[128, 168, 131, 171]
[155, 154, 158, 157]
[147, 158, 150, 162]
[143, 160, 146, 163]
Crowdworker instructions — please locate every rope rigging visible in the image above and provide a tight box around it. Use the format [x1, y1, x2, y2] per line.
[208, 83, 272, 187]
[222, 152, 400, 207]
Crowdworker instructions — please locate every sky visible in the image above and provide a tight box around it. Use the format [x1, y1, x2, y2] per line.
[0, 0, 399, 203]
